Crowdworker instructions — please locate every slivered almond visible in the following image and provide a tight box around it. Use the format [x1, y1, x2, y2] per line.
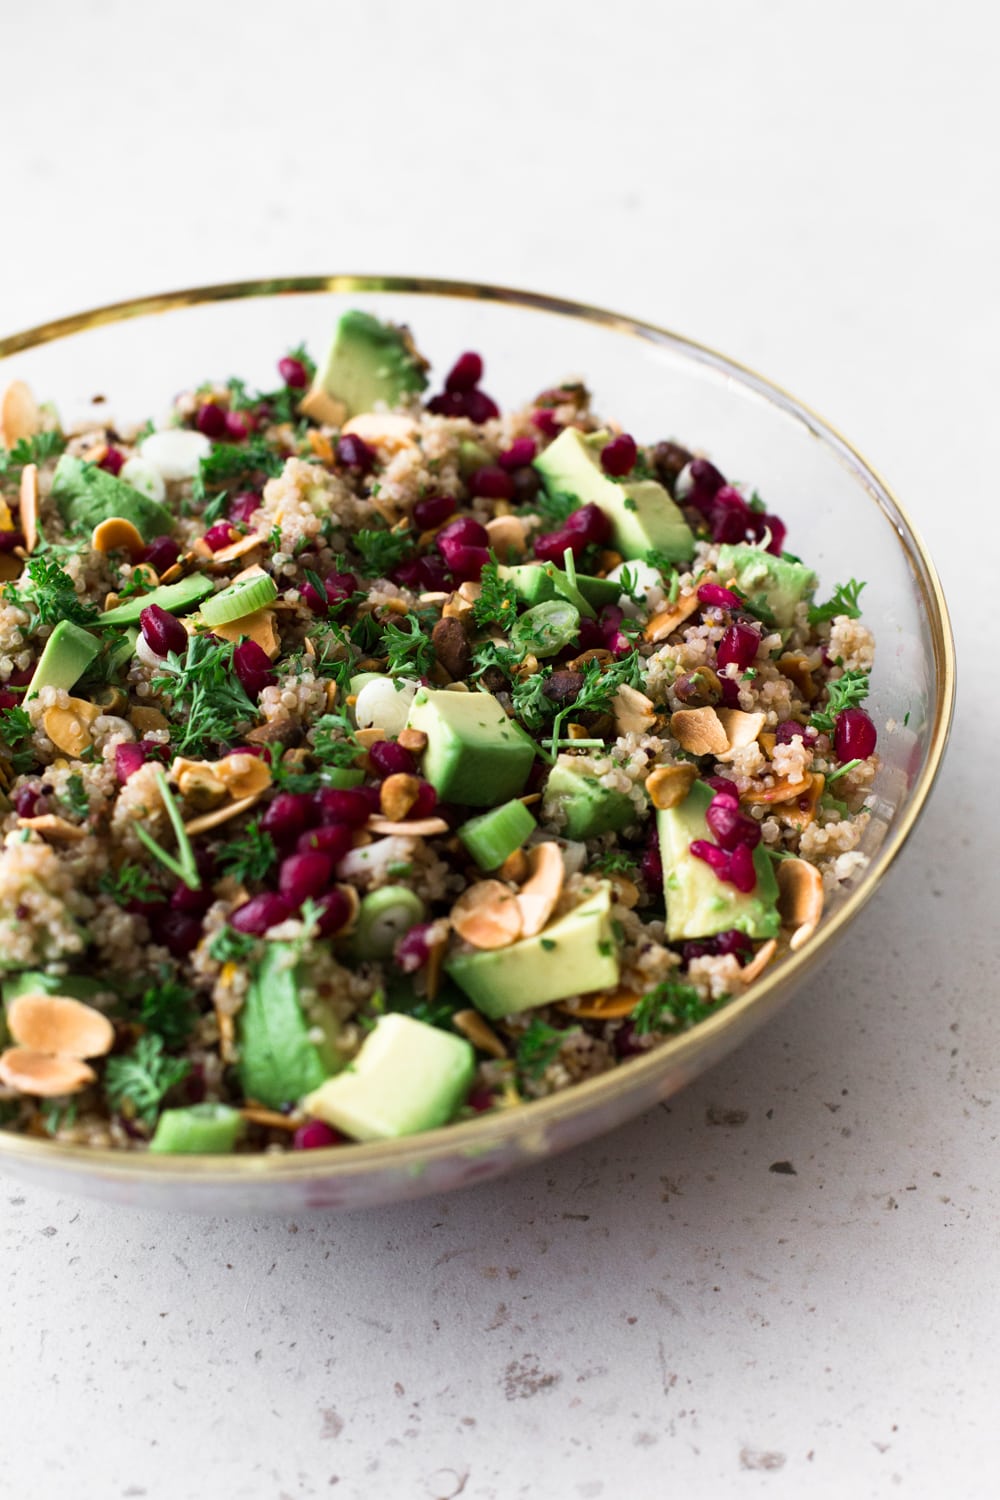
[744, 774, 814, 805]
[43, 701, 99, 757]
[379, 772, 421, 822]
[210, 607, 280, 659]
[366, 815, 449, 837]
[17, 814, 88, 842]
[777, 652, 819, 702]
[670, 706, 729, 757]
[716, 708, 766, 751]
[740, 938, 778, 984]
[776, 857, 824, 950]
[0, 381, 40, 447]
[645, 762, 697, 810]
[452, 880, 523, 949]
[559, 989, 639, 1020]
[240, 1103, 299, 1131]
[775, 773, 825, 832]
[516, 842, 564, 938]
[91, 516, 146, 560]
[613, 683, 657, 737]
[215, 752, 272, 800]
[341, 411, 417, 452]
[183, 792, 262, 836]
[0, 1047, 95, 1097]
[397, 727, 427, 753]
[7, 992, 114, 1058]
[644, 590, 700, 642]
[453, 1009, 508, 1059]
[199, 532, 268, 567]
[19, 464, 39, 553]
[300, 386, 348, 427]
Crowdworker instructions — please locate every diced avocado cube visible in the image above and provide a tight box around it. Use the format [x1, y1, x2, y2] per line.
[657, 781, 779, 942]
[544, 757, 639, 840]
[51, 453, 174, 542]
[96, 574, 213, 626]
[237, 943, 343, 1110]
[458, 799, 537, 870]
[534, 428, 694, 563]
[3, 970, 106, 1005]
[309, 310, 428, 418]
[149, 1103, 244, 1155]
[303, 1013, 475, 1141]
[499, 563, 558, 608]
[446, 881, 620, 1018]
[25, 620, 100, 700]
[405, 687, 535, 808]
[716, 543, 817, 629]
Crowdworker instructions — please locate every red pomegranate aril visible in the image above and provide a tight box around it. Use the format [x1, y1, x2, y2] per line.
[426, 392, 466, 418]
[533, 529, 580, 565]
[195, 402, 227, 438]
[532, 408, 561, 438]
[139, 603, 188, 657]
[369, 740, 417, 778]
[445, 543, 489, 582]
[564, 502, 612, 546]
[315, 887, 353, 936]
[719, 676, 742, 707]
[775, 720, 818, 746]
[99, 447, 125, 476]
[413, 494, 456, 530]
[600, 433, 637, 477]
[706, 798, 761, 851]
[230, 892, 293, 935]
[727, 841, 757, 893]
[407, 780, 437, 819]
[324, 569, 357, 606]
[292, 1120, 343, 1150]
[395, 922, 432, 972]
[337, 433, 375, 473]
[834, 707, 877, 762]
[13, 784, 43, 817]
[462, 389, 499, 423]
[0, 689, 18, 711]
[445, 352, 484, 392]
[356, 783, 383, 814]
[0, 530, 25, 553]
[170, 881, 213, 915]
[690, 839, 730, 875]
[716, 928, 755, 963]
[608, 630, 634, 657]
[614, 1022, 647, 1059]
[392, 555, 452, 592]
[466, 1084, 496, 1112]
[154, 909, 204, 958]
[717, 621, 761, 672]
[115, 741, 154, 784]
[224, 409, 250, 441]
[233, 638, 277, 697]
[297, 824, 354, 862]
[227, 490, 260, 525]
[640, 838, 663, 894]
[697, 582, 742, 611]
[764, 515, 787, 556]
[468, 465, 515, 501]
[278, 356, 309, 389]
[498, 438, 537, 471]
[436, 516, 489, 559]
[312, 786, 371, 827]
[599, 605, 624, 635]
[203, 522, 238, 552]
[279, 851, 334, 905]
[142, 535, 181, 573]
[709, 486, 751, 544]
[675, 457, 726, 515]
[261, 792, 312, 842]
[575, 616, 606, 652]
[706, 777, 739, 803]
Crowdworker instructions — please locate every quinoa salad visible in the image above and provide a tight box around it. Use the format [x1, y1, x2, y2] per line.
[0, 313, 879, 1155]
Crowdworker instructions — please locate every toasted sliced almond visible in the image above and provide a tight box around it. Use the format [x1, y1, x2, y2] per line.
[7, 992, 114, 1059]
[183, 792, 262, 836]
[379, 772, 421, 822]
[453, 1009, 508, 1059]
[354, 726, 386, 750]
[608, 872, 640, 910]
[516, 842, 564, 938]
[484, 514, 528, 558]
[18, 814, 88, 842]
[240, 1102, 299, 1131]
[670, 706, 729, 757]
[300, 386, 348, 427]
[645, 762, 697, 810]
[130, 706, 170, 734]
[200, 532, 269, 568]
[498, 847, 530, 884]
[452, 879, 523, 949]
[341, 411, 417, 452]
[0, 1047, 95, 1097]
[366, 815, 449, 837]
[559, 989, 640, 1020]
[82, 441, 109, 465]
[565, 722, 590, 741]
[177, 763, 228, 810]
[644, 590, 700, 642]
[215, 752, 272, 800]
[210, 606, 281, 659]
[613, 683, 657, 737]
[397, 727, 428, 753]
[744, 774, 814, 806]
[19, 464, 39, 553]
[776, 773, 825, 831]
[43, 703, 97, 757]
[717, 708, 766, 752]
[0, 381, 40, 447]
[777, 652, 819, 702]
[776, 858, 824, 950]
[740, 938, 778, 984]
[91, 516, 146, 560]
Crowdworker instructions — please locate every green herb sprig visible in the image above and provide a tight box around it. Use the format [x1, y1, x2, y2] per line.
[515, 1019, 571, 1080]
[134, 768, 201, 890]
[808, 578, 867, 625]
[631, 975, 716, 1035]
[809, 669, 870, 734]
[104, 1034, 190, 1126]
[214, 815, 277, 884]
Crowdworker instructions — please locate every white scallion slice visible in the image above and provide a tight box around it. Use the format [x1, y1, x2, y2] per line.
[353, 886, 426, 959]
[200, 573, 278, 626]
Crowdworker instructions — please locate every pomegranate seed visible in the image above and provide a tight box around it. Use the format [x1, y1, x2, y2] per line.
[337, 433, 375, 473]
[709, 487, 751, 544]
[774, 720, 817, 745]
[834, 707, 877, 762]
[203, 522, 238, 552]
[717, 622, 761, 672]
[600, 433, 637, 476]
[395, 922, 432, 972]
[463, 389, 499, 423]
[640, 836, 663, 893]
[139, 603, 188, 657]
[260, 792, 313, 842]
[532, 409, 562, 438]
[227, 490, 260, 525]
[0, 689, 18, 710]
[719, 676, 742, 707]
[716, 929, 755, 963]
[312, 787, 371, 827]
[153, 909, 203, 958]
[392, 556, 452, 592]
[706, 797, 761, 851]
[608, 631, 634, 657]
[705, 777, 739, 802]
[445, 352, 483, 392]
[533, 528, 580, 564]
[297, 824, 354, 862]
[575, 617, 605, 652]
[324, 570, 357, 606]
[142, 536, 180, 573]
[0, 530, 26, 553]
[224, 410, 250, 441]
[675, 458, 726, 516]
[436, 517, 489, 558]
[565, 502, 612, 546]
[233, 638, 277, 697]
[764, 515, 787, 555]
[315, 887, 352, 936]
[293, 1120, 343, 1150]
[426, 392, 466, 418]
[278, 356, 309, 389]
[498, 438, 537, 470]
[115, 741, 158, 783]
[599, 605, 624, 635]
[407, 780, 437, 819]
[171, 882, 213, 915]
[99, 447, 125, 475]
[728, 842, 757, 893]
[13, 784, 43, 817]
[466, 1084, 496, 1111]
[697, 582, 742, 611]
[468, 465, 515, 500]
[279, 851, 334, 905]
[614, 1022, 646, 1059]
[413, 494, 456, 529]
[445, 544, 489, 582]
[690, 839, 730, 875]
[369, 740, 417, 778]
[195, 402, 227, 438]
[230, 893, 293, 935]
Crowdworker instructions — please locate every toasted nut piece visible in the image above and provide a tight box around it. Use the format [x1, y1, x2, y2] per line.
[442, 592, 476, 623]
[93, 685, 128, 713]
[183, 792, 262, 836]
[646, 762, 697, 810]
[91, 516, 146, 560]
[673, 666, 723, 707]
[300, 386, 348, 427]
[670, 706, 729, 757]
[0, 553, 23, 583]
[453, 1009, 508, 1059]
[744, 773, 813, 805]
[82, 441, 109, 465]
[341, 411, 417, 452]
[0, 381, 40, 447]
[776, 858, 824, 950]
[380, 772, 421, 822]
[19, 464, 39, 553]
[484, 514, 528, 558]
[176, 762, 228, 810]
[740, 938, 778, 983]
[716, 708, 767, 758]
[565, 722, 590, 741]
[307, 429, 334, 463]
[452, 879, 524, 949]
[17, 814, 88, 842]
[775, 773, 825, 832]
[777, 651, 819, 703]
[354, 727, 386, 750]
[197, 532, 268, 568]
[559, 989, 641, 1020]
[498, 847, 529, 884]
[608, 873, 640, 910]
[566, 647, 612, 671]
[7, 992, 114, 1058]
[366, 815, 450, 837]
[0, 1047, 95, 1097]
[397, 727, 428, 753]
[43, 701, 99, 757]
[644, 590, 700, 642]
[516, 842, 565, 938]
[215, 752, 272, 800]
[613, 683, 657, 737]
[759, 731, 777, 757]
[130, 706, 170, 734]
[210, 607, 281, 659]
[240, 1103, 300, 1131]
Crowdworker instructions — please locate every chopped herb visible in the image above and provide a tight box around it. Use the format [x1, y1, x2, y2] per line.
[151, 635, 257, 757]
[631, 975, 715, 1035]
[383, 615, 435, 677]
[590, 848, 637, 877]
[622, 496, 638, 512]
[353, 527, 413, 577]
[0, 704, 35, 774]
[809, 669, 870, 734]
[807, 578, 867, 625]
[512, 670, 555, 732]
[99, 861, 166, 906]
[540, 938, 557, 951]
[208, 926, 258, 963]
[214, 815, 277, 884]
[58, 772, 90, 822]
[310, 711, 362, 769]
[824, 757, 862, 784]
[515, 1018, 570, 1079]
[470, 639, 523, 682]
[41, 1098, 79, 1136]
[472, 561, 518, 627]
[615, 566, 645, 608]
[748, 489, 768, 515]
[903, 710, 910, 727]
[529, 487, 577, 527]
[0, 429, 66, 478]
[4, 556, 100, 629]
[547, 649, 641, 757]
[190, 436, 284, 505]
[138, 976, 198, 1050]
[104, 1034, 190, 1126]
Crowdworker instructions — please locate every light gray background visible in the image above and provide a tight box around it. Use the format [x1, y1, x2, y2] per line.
[0, 3, 994, 1496]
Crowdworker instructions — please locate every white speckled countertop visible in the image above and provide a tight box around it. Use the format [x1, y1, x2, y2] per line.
[0, 3, 994, 1495]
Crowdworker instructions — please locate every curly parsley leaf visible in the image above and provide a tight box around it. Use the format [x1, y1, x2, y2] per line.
[383, 615, 435, 677]
[151, 636, 257, 757]
[0, 704, 35, 774]
[190, 436, 284, 506]
[809, 669, 870, 734]
[138, 976, 198, 1051]
[512, 670, 554, 732]
[214, 815, 278, 884]
[0, 429, 66, 479]
[353, 527, 413, 578]
[472, 561, 518, 628]
[4, 556, 100, 629]
[807, 578, 867, 625]
[515, 1019, 571, 1080]
[57, 772, 90, 822]
[631, 975, 715, 1036]
[308, 710, 363, 770]
[529, 486, 577, 527]
[208, 926, 258, 964]
[99, 861, 166, 907]
[104, 1034, 190, 1126]
[589, 848, 638, 877]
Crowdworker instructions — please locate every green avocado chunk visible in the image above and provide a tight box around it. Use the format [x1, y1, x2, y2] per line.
[25, 620, 100, 700]
[716, 543, 817, 629]
[149, 1103, 244, 1155]
[543, 757, 639, 840]
[96, 574, 213, 626]
[2, 970, 106, 1005]
[534, 428, 694, 563]
[500, 562, 619, 612]
[303, 1013, 475, 1141]
[310, 310, 428, 417]
[236, 943, 342, 1110]
[657, 781, 779, 942]
[405, 687, 535, 808]
[446, 881, 620, 1018]
[51, 453, 174, 542]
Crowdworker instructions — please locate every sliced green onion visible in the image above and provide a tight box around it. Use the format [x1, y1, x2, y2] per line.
[825, 757, 862, 783]
[353, 886, 426, 960]
[458, 799, 537, 871]
[135, 768, 201, 890]
[511, 599, 581, 658]
[200, 573, 278, 626]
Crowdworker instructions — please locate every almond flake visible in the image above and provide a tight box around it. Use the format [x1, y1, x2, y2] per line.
[516, 842, 564, 938]
[716, 708, 766, 751]
[19, 464, 39, 553]
[775, 773, 825, 832]
[740, 938, 778, 984]
[43, 701, 99, 757]
[210, 607, 280, 659]
[0, 381, 40, 447]
[0, 1047, 95, 1097]
[183, 792, 262, 836]
[341, 411, 417, 452]
[17, 814, 88, 842]
[613, 683, 656, 737]
[7, 992, 114, 1059]
[645, 762, 697, 810]
[643, 591, 700, 642]
[91, 516, 146, 560]
[366, 815, 449, 837]
[776, 858, 824, 950]
[451, 880, 524, 950]
[299, 387, 348, 428]
[452, 1009, 508, 1059]
[559, 989, 640, 1020]
[214, 752, 272, 800]
[670, 706, 729, 757]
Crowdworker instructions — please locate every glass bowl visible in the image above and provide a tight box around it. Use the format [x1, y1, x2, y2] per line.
[0, 277, 954, 1212]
